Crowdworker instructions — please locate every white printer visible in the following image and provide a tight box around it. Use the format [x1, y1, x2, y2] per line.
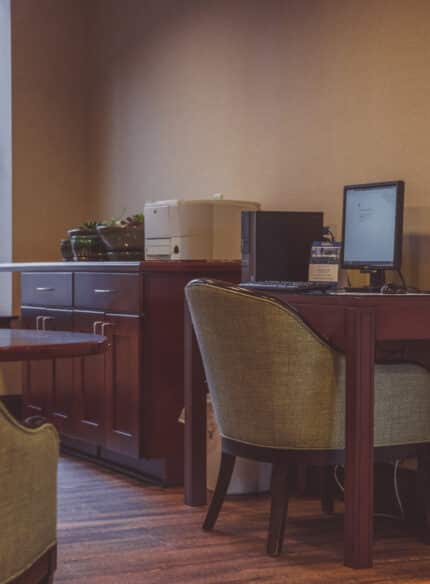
[144, 198, 260, 260]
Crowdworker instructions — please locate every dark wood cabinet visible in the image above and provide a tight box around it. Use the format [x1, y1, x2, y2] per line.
[21, 272, 73, 307]
[104, 315, 142, 457]
[47, 310, 75, 435]
[19, 261, 240, 484]
[74, 272, 141, 314]
[21, 307, 74, 432]
[72, 311, 142, 456]
[72, 311, 106, 445]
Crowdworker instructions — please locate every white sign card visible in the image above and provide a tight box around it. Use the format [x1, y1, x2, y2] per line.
[308, 241, 341, 283]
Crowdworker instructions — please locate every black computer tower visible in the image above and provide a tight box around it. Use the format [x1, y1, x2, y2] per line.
[241, 211, 324, 282]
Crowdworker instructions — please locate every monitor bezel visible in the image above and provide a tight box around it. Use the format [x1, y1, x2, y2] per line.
[341, 180, 404, 271]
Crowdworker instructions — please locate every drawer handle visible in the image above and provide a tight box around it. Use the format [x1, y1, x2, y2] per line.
[93, 289, 118, 294]
[35, 315, 55, 330]
[92, 320, 104, 334]
[36, 287, 55, 292]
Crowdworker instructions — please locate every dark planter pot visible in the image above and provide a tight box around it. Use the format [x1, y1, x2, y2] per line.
[68, 228, 106, 261]
[60, 239, 74, 261]
[97, 223, 145, 252]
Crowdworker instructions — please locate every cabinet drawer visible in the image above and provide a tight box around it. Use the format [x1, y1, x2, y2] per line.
[74, 273, 141, 314]
[22, 272, 73, 307]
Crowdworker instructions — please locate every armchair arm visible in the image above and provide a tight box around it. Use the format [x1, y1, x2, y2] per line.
[24, 414, 49, 429]
[0, 401, 59, 584]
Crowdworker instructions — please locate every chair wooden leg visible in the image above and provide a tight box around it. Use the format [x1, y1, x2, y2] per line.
[417, 445, 430, 543]
[320, 465, 335, 514]
[267, 456, 289, 557]
[203, 451, 236, 531]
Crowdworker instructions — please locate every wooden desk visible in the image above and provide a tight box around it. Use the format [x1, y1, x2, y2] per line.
[0, 315, 18, 328]
[0, 329, 107, 361]
[0, 316, 24, 418]
[0, 327, 107, 419]
[184, 291, 430, 569]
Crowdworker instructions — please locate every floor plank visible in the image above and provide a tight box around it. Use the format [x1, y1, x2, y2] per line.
[56, 455, 430, 583]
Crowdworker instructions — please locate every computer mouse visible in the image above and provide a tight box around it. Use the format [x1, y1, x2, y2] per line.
[380, 283, 407, 294]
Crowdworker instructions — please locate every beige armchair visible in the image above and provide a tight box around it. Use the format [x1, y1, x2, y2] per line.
[185, 279, 430, 556]
[0, 402, 59, 584]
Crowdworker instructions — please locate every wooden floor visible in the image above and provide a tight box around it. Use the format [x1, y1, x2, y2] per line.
[56, 455, 430, 584]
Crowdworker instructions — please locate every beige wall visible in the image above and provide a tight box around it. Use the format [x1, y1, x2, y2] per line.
[9, 0, 430, 286]
[0, 0, 12, 312]
[87, 0, 430, 288]
[7, 0, 430, 393]
[7, 0, 91, 394]
[12, 0, 91, 265]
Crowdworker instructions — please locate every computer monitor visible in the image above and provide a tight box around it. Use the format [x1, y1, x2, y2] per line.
[341, 180, 404, 288]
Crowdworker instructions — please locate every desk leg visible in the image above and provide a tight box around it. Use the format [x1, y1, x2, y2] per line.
[344, 308, 375, 569]
[184, 302, 207, 506]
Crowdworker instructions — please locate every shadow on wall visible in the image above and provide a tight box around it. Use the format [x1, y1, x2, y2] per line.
[403, 206, 430, 291]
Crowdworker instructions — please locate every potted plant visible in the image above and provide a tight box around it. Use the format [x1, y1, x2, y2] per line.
[97, 213, 145, 257]
[67, 221, 106, 261]
[60, 239, 73, 261]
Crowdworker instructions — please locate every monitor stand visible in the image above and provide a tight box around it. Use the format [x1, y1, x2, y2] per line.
[343, 269, 386, 293]
[355, 269, 385, 293]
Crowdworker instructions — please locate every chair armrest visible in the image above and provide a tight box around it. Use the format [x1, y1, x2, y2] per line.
[24, 415, 49, 429]
[0, 402, 59, 583]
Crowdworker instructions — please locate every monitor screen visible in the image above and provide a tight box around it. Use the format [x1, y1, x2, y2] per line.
[341, 181, 404, 269]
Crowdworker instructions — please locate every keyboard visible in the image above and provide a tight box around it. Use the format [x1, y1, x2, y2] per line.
[240, 281, 336, 293]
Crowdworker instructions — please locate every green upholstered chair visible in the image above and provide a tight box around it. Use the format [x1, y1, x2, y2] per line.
[185, 279, 430, 556]
[0, 401, 59, 584]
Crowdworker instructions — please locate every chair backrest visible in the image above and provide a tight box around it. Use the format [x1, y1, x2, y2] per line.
[185, 279, 344, 450]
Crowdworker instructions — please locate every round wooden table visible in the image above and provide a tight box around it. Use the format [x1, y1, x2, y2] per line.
[0, 329, 107, 361]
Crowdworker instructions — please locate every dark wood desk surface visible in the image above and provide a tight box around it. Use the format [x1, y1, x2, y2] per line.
[0, 329, 107, 361]
[0, 315, 18, 328]
[184, 290, 430, 569]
